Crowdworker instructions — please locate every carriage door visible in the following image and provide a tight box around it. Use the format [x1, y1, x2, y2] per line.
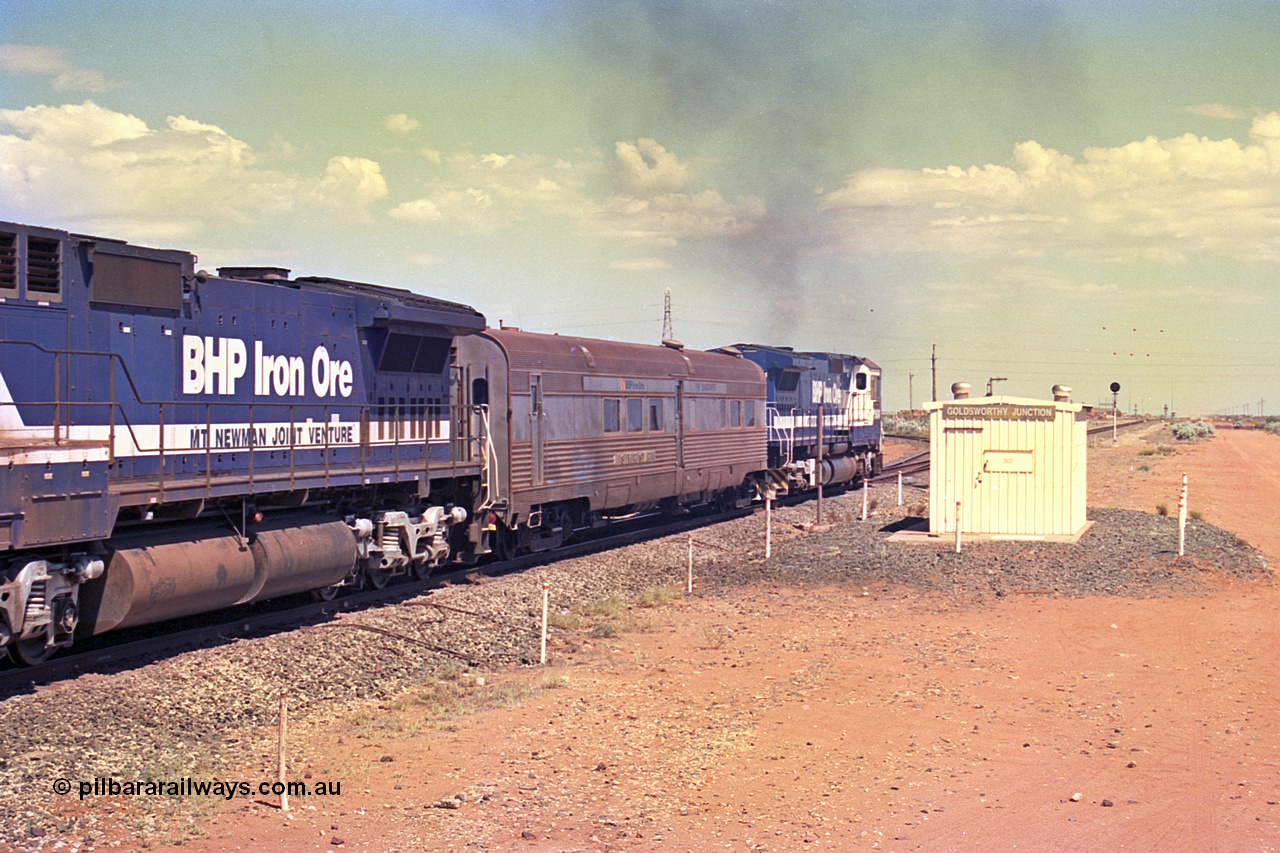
[530, 374, 545, 485]
[675, 380, 686, 469]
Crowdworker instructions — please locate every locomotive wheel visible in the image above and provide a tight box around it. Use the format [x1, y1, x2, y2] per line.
[9, 636, 55, 666]
[365, 568, 393, 589]
[411, 560, 432, 581]
[311, 584, 342, 602]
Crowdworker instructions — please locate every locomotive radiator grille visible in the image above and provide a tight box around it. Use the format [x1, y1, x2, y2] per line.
[23, 579, 48, 625]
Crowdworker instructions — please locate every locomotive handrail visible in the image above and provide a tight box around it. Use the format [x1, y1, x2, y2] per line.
[765, 405, 794, 464]
[475, 403, 501, 512]
[0, 340, 478, 499]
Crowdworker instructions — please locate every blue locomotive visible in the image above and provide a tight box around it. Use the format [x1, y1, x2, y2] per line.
[734, 344, 883, 492]
[0, 221, 487, 663]
[0, 221, 775, 664]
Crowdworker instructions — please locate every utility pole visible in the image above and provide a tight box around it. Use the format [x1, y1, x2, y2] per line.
[661, 288, 674, 343]
[908, 373, 914, 411]
[931, 344, 937, 403]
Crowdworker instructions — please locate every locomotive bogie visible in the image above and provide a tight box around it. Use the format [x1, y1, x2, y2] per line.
[0, 554, 104, 662]
[356, 505, 469, 578]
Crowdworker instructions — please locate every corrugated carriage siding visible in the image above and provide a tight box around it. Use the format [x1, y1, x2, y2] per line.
[510, 428, 766, 508]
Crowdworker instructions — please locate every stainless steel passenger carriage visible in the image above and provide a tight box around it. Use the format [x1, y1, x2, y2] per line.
[455, 330, 768, 555]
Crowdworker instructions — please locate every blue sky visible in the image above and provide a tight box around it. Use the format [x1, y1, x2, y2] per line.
[3, 0, 1280, 414]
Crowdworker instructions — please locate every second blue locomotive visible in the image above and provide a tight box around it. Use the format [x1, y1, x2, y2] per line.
[735, 344, 882, 493]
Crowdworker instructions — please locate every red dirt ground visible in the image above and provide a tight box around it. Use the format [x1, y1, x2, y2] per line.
[71, 426, 1280, 851]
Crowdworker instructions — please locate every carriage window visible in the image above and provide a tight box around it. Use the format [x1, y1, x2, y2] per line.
[627, 398, 644, 432]
[855, 372, 869, 392]
[745, 400, 756, 427]
[720, 399, 727, 428]
[604, 398, 620, 433]
[648, 399, 664, 431]
[471, 378, 489, 406]
[730, 400, 741, 427]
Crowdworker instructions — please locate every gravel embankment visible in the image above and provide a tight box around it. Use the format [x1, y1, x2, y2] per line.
[0, 486, 1268, 847]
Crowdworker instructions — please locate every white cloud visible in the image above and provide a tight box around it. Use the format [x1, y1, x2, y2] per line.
[384, 113, 421, 133]
[2, 100, 148, 147]
[0, 101, 387, 240]
[389, 197, 441, 223]
[390, 139, 765, 246]
[582, 190, 766, 247]
[1185, 103, 1248, 120]
[609, 257, 672, 271]
[613, 138, 695, 196]
[821, 114, 1280, 263]
[312, 156, 389, 223]
[0, 44, 121, 92]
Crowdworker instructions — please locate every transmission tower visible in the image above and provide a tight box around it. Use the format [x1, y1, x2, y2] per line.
[662, 288, 674, 343]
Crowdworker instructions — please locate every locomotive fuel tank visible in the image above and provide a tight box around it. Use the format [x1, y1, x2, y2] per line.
[78, 516, 357, 635]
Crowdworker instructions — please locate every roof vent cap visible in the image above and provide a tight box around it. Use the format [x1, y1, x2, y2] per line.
[951, 382, 971, 400]
[1052, 384, 1072, 402]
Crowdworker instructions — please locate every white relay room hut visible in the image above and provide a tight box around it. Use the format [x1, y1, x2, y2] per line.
[925, 383, 1090, 539]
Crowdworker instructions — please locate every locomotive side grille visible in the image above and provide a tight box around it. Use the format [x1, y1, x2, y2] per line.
[27, 236, 61, 294]
[0, 232, 14, 290]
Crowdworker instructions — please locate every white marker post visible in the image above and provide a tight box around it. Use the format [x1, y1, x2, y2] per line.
[278, 690, 289, 812]
[540, 581, 549, 664]
[955, 500, 962, 554]
[897, 471, 903, 507]
[1178, 473, 1188, 557]
[765, 490, 774, 560]
[687, 533, 694, 593]
[861, 481, 868, 521]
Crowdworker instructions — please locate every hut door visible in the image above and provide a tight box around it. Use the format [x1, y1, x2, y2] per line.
[530, 374, 545, 485]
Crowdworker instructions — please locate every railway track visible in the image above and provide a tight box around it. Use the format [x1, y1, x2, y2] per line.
[0, 505, 752, 694]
